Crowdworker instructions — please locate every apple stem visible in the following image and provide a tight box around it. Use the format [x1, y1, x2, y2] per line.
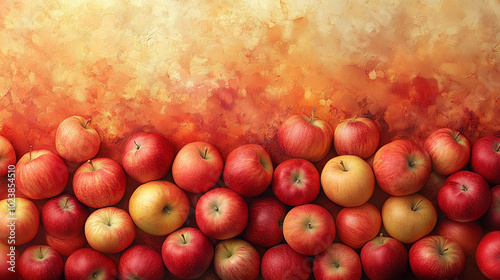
[214, 206, 219, 212]
[63, 196, 69, 209]
[453, 132, 460, 141]
[106, 218, 111, 226]
[29, 145, 33, 160]
[440, 247, 449, 255]
[87, 159, 95, 171]
[84, 118, 92, 129]
[181, 233, 187, 244]
[308, 222, 312, 229]
[339, 160, 347, 172]
[203, 146, 208, 159]
[496, 143, 500, 152]
[133, 140, 141, 151]
[38, 246, 43, 259]
[309, 108, 316, 123]
[378, 232, 384, 244]
[412, 199, 423, 211]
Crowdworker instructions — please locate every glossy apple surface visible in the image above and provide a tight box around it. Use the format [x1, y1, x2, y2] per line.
[41, 194, 89, 239]
[470, 136, 500, 185]
[55, 115, 100, 163]
[64, 248, 117, 280]
[334, 116, 380, 159]
[0, 197, 40, 246]
[476, 231, 500, 280]
[45, 232, 87, 257]
[336, 202, 381, 249]
[313, 243, 363, 280]
[360, 234, 408, 280]
[423, 128, 471, 175]
[19, 245, 64, 280]
[0, 136, 16, 177]
[481, 185, 500, 231]
[435, 217, 483, 256]
[214, 238, 261, 280]
[119, 245, 165, 280]
[260, 243, 311, 280]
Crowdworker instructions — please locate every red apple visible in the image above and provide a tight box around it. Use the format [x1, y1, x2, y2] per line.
[223, 144, 273, 197]
[45, 232, 87, 257]
[481, 185, 500, 231]
[15, 149, 69, 200]
[162, 227, 214, 279]
[336, 202, 381, 249]
[313, 243, 363, 280]
[261, 243, 311, 280]
[0, 136, 16, 177]
[278, 108, 334, 162]
[437, 171, 491, 222]
[55, 115, 100, 163]
[373, 139, 431, 196]
[272, 158, 320, 206]
[409, 235, 466, 280]
[172, 141, 223, 193]
[321, 155, 375, 207]
[360, 233, 408, 280]
[0, 197, 40, 245]
[121, 132, 176, 183]
[476, 231, 500, 280]
[435, 217, 483, 256]
[64, 248, 117, 280]
[129, 180, 190, 236]
[423, 128, 471, 175]
[84, 207, 136, 254]
[0, 242, 18, 280]
[333, 116, 380, 159]
[471, 136, 500, 185]
[19, 245, 64, 280]
[42, 194, 89, 239]
[283, 203, 336, 255]
[381, 194, 437, 243]
[214, 238, 261, 280]
[417, 171, 447, 215]
[195, 187, 248, 240]
[119, 245, 165, 280]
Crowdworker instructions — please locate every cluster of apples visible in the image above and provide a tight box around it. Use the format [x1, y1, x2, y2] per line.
[0, 111, 498, 280]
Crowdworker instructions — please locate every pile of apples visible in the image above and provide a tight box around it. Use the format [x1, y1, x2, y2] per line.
[0, 112, 499, 280]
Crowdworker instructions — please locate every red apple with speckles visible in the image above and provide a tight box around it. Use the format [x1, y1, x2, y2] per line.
[261, 244, 311, 280]
[45, 233, 87, 257]
[476, 231, 500, 280]
[360, 234, 408, 280]
[119, 245, 165, 280]
[435, 217, 483, 256]
[55, 115, 100, 163]
[64, 248, 117, 280]
[334, 116, 380, 159]
[471, 136, 500, 185]
[336, 202, 381, 249]
[19, 245, 64, 280]
[313, 243, 363, 280]
[42, 194, 89, 239]
[0, 136, 16, 177]
[214, 238, 261, 280]
[424, 128, 471, 175]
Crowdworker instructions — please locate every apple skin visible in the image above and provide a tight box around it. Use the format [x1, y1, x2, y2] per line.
[15, 149, 69, 200]
[373, 139, 432, 196]
[19, 245, 64, 280]
[278, 109, 334, 162]
[435, 217, 483, 256]
[55, 115, 100, 163]
[223, 144, 273, 197]
[118, 245, 165, 280]
[122, 132, 176, 183]
[336, 202, 381, 249]
[481, 185, 500, 231]
[42, 193, 89, 239]
[409, 235, 466, 280]
[0, 242, 18, 280]
[129, 180, 190, 236]
[84, 207, 136, 254]
[333, 116, 380, 159]
[272, 158, 320, 206]
[45, 232, 87, 257]
[470, 136, 500, 185]
[437, 171, 491, 222]
[283, 203, 336, 256]
[261, 243, 311, 280]
[162, 227, 214, 280]
[0, 197, 40, 246]
[381, 194, 437, 243]
[360, 234, 408, 280]
[313, 243, 363, 280]
[321, 155, 375, 207]
[64, 248, 117, 280]
[423, 128, 471, 175]
[476, 231, 500, 280]
[214, 238, 261, 280]
[0, 136, 16, 177]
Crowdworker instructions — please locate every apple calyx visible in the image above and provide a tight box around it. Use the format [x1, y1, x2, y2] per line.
[133, 140, 141, 151]
[461, 185, 469, 191]
[83, 118, 92, 129]
[339, 160, 348, 172]
[412, 199, 423, 211]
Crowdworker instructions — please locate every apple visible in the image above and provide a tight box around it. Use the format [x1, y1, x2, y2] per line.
[0, 136, 16, 177]
[214, 238, 261, 280]
[260, 243, 311, 280]
[435, 217, 483, 256]
[162, 227, 214, 279]
[423, 128, 471, 175]
[223, 144, 273, 197]
[437, 171, 491, 222]
[19, 245, 64, 280]
[313, 243, 363, 280]
[336, 202, 381, 249]
[45, 232, 87, 257]
[476, 231, 500, 280]
[195, 187, 248, 240]
[373, 139, 431, 196]
[0, 242, 18, 280]
[15, 149, 69, 199]
[409, 235, 465, 280]
[129, 180, 190, 236]
[417, 171, 447, 215]
[64, 248, 117, 280]
[121, 132, 176, 183]
[360, 233, 408, 280]
[272, 158, 320, 206]
[0, 197, 40, 245]
[321, 155, 375, 207]
[470, 136, 500, 185]
[242, 196, 287, 248]
[55, 115, 100, 163]
[73, 158, 127, 208]
[172, 141, 223, 193]
[381, 194, 437, 243]
[119, 245, 165, 280]
[333, 116, 380, 159]
[278, 108, 334, 162]
[84, 207, 136, 254]
[41, 193, 89, 239]
[283, 203, 336, 255]
[481, 185, 500, 231]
